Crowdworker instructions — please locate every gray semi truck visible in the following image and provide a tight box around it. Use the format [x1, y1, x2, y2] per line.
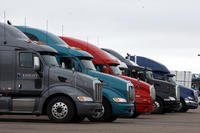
[0, 22, 103, 123]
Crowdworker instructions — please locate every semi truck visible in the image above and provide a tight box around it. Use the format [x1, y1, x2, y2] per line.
[102, 48, 180, 113]
[129, 55, 198, 112]
[0, 22, 103, 123]
[60, 36, 156, 117]
[16, 26, 134, 122]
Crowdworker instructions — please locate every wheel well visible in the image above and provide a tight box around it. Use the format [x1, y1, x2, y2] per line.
[103, 96, 112, 111]
[42, 93, 77, 115]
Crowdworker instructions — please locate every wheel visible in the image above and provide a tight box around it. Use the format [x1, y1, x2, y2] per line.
[71, 115, 85, 123]
[131, 112, 141, 118]
[47, 96, 75, 123]
[178, 99, 189, 113]
[152, 98, 165, 114]
[87, 99, 117, 122]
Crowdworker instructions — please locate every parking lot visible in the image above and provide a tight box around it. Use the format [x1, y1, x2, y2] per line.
[0, 108, 199, 133]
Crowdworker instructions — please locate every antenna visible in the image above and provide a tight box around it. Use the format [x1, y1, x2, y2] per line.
[45, 20, 48, 44]
[61, 24, 64, 36]
[86, 36, 89, 51]
[97, 36, 99, 45]
[24, 17, 27, 32]
[3, 11, 7, 45]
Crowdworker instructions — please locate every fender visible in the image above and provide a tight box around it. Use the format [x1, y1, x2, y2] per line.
[102, 86, 126, 104]
[36, 85, 89, 114]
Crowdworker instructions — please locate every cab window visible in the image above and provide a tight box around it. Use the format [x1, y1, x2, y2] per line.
[19, 52, 33, 68]
[60, 57, 75, 70]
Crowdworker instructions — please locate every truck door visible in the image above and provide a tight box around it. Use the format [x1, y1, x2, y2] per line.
[14, 51, 43, 112]
[16, 51, 43, 95]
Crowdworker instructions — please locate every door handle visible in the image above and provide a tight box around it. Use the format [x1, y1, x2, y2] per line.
[17, 73, 22, 78]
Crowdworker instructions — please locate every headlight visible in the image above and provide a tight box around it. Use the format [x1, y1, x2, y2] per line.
[187, 96, 194, 101]
[113, 98, 127, 103]
[77, 96, 93, 102]
[169, 96, 176, 101]
[150, 85, 156, 100]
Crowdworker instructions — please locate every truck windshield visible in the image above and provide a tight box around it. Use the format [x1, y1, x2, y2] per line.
[42, 54, 59, 67]
[110, 65, 122, 75]
[80, 59, 96, 70]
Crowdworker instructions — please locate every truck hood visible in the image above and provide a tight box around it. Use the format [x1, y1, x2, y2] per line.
[48, 66, 99, 98]
[179, 85, 195, 97]
[87, 70, 130, 97]
[119, 75, 150, 91]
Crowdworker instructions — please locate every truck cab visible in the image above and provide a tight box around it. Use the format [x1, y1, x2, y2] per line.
[102, 48, 180, 114]
[16, 26, 134, 122]
[130, 55, 198, 112]
[60, 37, 156, 118]
[0, 23, 103, 123]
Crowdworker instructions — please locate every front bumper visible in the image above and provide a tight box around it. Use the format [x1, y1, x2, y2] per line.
[135, 98, 154, 113]
[111, 102, 134, 117]
[163, 99, 180, 110]
[76, 102, 103, 117]
[185, 99, 199, 109]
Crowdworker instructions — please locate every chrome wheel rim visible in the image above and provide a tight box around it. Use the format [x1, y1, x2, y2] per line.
[92, 106, 104, 119]
[153, 101, 160, 111]
[52, 102, 68, 119]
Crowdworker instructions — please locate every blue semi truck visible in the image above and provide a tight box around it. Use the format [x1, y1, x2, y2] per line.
[129, 55, 199, 112]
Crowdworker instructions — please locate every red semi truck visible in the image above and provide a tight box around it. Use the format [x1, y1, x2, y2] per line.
[60, 36, 155, 117]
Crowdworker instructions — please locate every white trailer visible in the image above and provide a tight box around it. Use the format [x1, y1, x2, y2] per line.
[170, 71, 192, 88]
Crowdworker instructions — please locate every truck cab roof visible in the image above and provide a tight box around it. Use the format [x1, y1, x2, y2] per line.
[15, 26, 92, 59]
[0, 23, 57, 54]
[129, 55, 170, 74]
[0, 22, 29, 44]
[60, 36, 119, 65]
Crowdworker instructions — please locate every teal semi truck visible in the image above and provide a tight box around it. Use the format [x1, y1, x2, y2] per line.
[16, 26, 134, 122]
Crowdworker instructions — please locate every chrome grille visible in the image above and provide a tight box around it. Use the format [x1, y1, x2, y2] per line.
[127, 85, 134, 103]
[175, 85, 180, 101]
[94, 83, 102, 102]
[194, 90, 199, 102]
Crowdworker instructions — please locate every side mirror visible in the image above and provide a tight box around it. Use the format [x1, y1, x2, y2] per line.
[34, 56, 40, 71]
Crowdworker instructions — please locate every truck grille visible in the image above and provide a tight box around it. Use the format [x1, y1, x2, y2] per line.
[128, 85, 134, 103]
[194, 90, 199, 102]
[175, 85, 180, 101]
[94, 83, 102, 102]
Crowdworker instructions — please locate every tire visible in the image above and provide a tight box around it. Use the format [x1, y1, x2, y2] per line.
[47, 96, 75, 123]
[152, 98, 165, 114]
[131, 112, 141, 118]
[178, 99, 189, 113]
[88, 98, 117, 122]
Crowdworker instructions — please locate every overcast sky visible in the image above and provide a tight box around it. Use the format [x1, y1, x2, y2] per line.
[1, 0, 200, 73]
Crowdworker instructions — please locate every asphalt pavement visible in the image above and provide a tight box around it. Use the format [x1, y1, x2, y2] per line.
[0, 108, 200, 133]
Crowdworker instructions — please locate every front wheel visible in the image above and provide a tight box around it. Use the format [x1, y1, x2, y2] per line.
[47, 96, 75, 123]
[152, 98, 165, 114]
[178, 99, 189, 112]
[131, 112, 141, 118]
[88, 99, 117, 122]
